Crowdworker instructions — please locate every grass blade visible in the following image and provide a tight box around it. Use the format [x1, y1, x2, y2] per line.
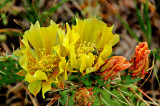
[0, 0, 10, 9]
[47, 0, 68, 13]
[143, 0, 152, 47]
[117, 14, 141, 42]
[39, 0, 68, 24]
[135, 0, 146, 33]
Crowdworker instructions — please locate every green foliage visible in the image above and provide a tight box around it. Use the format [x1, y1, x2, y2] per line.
[135, 0, 152, 47]
[23, 0, 39, 23]
[0, 0, 10, 9]
[118, 0, 152, 47]
[0, 13, 8, 26]
[0, 54, 24, 87]
[23, 0, 68, 25]
[117, 14, 141, 42]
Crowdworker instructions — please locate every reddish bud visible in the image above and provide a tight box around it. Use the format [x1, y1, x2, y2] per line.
[74, 87, 94, 106]
[99, 56, 131, 80]
[129, 42, 150, 77]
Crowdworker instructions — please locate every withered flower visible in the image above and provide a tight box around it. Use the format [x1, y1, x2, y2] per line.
[129, 42, 150, 77]
[99, 56, 131, 80]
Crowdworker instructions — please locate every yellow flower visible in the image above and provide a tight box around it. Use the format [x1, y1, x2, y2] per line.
[63, 17, 119, 74]
[14, 21, 67, 98]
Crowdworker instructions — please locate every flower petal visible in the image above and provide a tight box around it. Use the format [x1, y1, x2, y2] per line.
[86, 53, 95, 68]
[86, 44, 112, 74]
[42, 81, 52, 98]
[19, 55, 27, 71]
[16, 70, 27, 76]
[57, 29, 65, 44]
[28, 80, 42, 97]
[34, 70, 48, 81]
[13, 50, 23, 57]
[99, 44, 112, 60]
[25, 73, 38, 83]
[80, 53, 95, 74]
[66, 44, 79, 69]
[59, 59, 67, 80]
[79, 54, 87, 73]
[72, 18, 85, 41]
[40, 20, 58, 54]
[66, 23, 71, 31]
[24, 21, 43, 57]
[83, 17, 105, 42]
[98, 26, 119, 48]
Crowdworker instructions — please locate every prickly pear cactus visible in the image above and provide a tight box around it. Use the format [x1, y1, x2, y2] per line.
[0, 54, 24, 86]
[59, 73, 146, 106]
[59, 85, 145, 106]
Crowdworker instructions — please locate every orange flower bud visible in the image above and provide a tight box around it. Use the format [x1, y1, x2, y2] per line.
[129, 42, 150, 77]
[99, 56, 131, 80]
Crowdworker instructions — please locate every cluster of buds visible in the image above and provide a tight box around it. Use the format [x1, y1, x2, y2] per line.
[74, 87, 94, 106]
[98, 42, 150, 80]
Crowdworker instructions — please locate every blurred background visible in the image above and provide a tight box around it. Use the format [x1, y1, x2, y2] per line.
[0, 0, 160, 105]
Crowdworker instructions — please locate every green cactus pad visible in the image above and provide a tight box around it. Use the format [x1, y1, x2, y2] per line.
[92, 84, 145, 106]
[59, 84, 145, 106]
[0, 54, 24, 87]
[59, 88, 76, 106]
[121, 74, 141, 84]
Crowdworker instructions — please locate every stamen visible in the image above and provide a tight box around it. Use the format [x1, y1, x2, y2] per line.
[27, 50, 59, 76]
[75, 41, 98, 58]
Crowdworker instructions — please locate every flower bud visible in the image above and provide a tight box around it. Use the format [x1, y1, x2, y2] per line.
[129, 42, 150, 77]
[99, 56, 131, 80]
[74, 87, 94, 106]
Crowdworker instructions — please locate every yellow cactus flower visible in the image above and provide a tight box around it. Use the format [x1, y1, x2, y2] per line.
[63, 17, 119, 74]
[14, 21, 67, 98]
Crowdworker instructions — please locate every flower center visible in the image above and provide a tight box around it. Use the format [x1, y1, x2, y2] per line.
[75, 41, 99, 58]
[28, 50, 59, 76]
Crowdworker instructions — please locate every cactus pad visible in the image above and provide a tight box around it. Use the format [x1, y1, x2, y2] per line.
[0, 54, 24, 87]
